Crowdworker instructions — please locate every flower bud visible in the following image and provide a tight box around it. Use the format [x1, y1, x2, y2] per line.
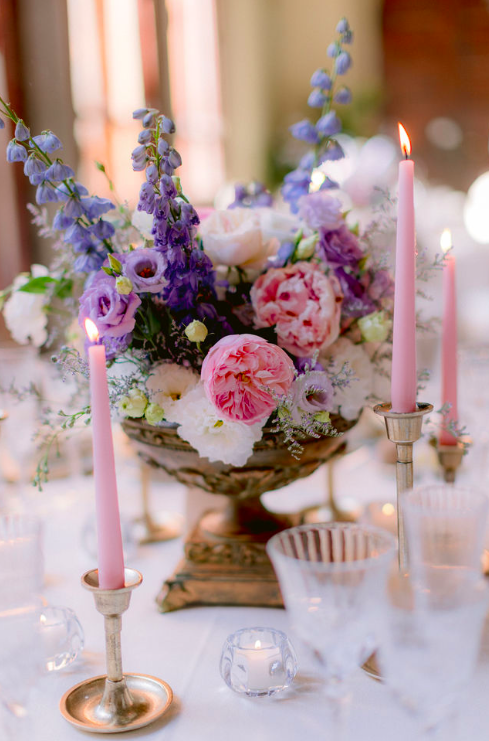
[115, 276, 133, 295]
[184, 320, 208, 343]
[145, 402, 165, 426]
[14, 120, 30, 141]
[314, 411, 330, 424]
[118, 388, 148, 418]
[358, 311, 392, 343]
[296, 234, 318, 260]
[108, 254, 123, 274]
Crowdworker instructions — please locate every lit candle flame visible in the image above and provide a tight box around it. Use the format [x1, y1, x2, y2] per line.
[85, 318, 100, 343]
[398, 122, 412, 157]
[440, 228, 452, 253]
[254, 640, 262, 649]
[309, 168, 326, 193]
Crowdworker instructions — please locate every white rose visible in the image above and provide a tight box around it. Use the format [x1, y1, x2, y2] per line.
[199, 208, 297, 271]
[146, 362, 199, 417]
[170, 384, 263, 466]
[3, 264, 49, 347]
[321, 337, 373, 421]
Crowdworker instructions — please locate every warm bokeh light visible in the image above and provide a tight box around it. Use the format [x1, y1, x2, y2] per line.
[464, 171, 489, 244]
[398, 122, 411, 157]
[254, 640, 262, 649]
[85, 318, 100, 343]
[309, 168, 326, 192]
[382, 503, 395, 516]
[440, 228, 452, 253]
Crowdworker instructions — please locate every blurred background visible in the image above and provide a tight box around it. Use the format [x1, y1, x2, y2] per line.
[1, 0, 489, 341]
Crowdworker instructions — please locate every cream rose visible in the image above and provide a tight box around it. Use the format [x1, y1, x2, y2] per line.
[199, 208, 297, 271]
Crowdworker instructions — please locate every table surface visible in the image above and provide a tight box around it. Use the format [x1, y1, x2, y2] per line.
[3, 431, 489, 741]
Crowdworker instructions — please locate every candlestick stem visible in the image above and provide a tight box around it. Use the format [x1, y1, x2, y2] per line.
[374, 403, 433, 570]
[437, 443, 464, 483]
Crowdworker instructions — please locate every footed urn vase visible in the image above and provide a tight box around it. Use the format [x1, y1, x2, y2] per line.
[122, 416, 355, 611]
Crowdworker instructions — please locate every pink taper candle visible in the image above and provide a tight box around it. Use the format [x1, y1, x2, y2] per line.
[391, 123, 417, 413]
[439, 229, 458, 444]
[85, 319, 125, 589]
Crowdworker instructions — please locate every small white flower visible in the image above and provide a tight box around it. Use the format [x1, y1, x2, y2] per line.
[131, 209, 153, 239]
[321, 337, 373, 421]
[169, 384, 263, 466]
[145, 362, 199, 417]
[3, 264, 49, 347]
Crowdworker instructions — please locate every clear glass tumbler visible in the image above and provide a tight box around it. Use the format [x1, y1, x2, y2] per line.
[403, 485, 489, 585]
[267, 523, 396, 735]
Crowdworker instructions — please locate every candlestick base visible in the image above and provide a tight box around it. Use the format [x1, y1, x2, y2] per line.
[60, 673, 173, 734]
[437, 443, 464, 483]
[60, 568, 173, 733]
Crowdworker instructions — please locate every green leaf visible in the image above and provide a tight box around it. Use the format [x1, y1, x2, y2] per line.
[53, 278, 73, 299]
[95, 161, 106, 173]
[18, 276, 55, 294]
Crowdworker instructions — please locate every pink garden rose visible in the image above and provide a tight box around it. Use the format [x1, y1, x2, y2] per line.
[201, 334, 294, 426]
[250, 261, 343, 357]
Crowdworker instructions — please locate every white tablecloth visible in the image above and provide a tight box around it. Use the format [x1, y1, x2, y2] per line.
[4, 438, 489, 741]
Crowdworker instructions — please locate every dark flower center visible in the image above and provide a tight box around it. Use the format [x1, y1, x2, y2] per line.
[138, 265, 155, 279]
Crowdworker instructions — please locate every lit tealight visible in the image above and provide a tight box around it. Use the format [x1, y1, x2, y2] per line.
[381, 503, 395, 516]
[254, 640, 261, 649]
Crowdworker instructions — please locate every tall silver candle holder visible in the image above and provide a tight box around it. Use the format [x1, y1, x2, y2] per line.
[374, 402, 433, 571]
[436, 442, 464, 483]
[60, 568, 173, 734]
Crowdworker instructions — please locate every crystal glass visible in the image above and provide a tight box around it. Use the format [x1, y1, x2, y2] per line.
[403, 485, 489, 584]
[0, 515, 43, 609]
[378, 570, 489, 737]
[267, 524, 396, 734]
[220, 627, 298, 697]
[39, 606, 84, 672]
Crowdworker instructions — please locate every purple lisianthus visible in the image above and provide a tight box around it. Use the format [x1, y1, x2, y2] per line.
[335, 268, 376, 318]
[79, 273, 141, 338]
[290, 371, 334, 424]
[123, 248, 166, 293]
[369, 269, 395, 301]
[319, 224, 363, 267]
[298, 191, 343, 231]
[295, 357, 325, 374]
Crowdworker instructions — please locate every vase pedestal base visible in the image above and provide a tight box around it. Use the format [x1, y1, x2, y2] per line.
[156, 509, 297, 612]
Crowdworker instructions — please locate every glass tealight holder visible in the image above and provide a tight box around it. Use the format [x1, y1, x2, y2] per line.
[220, 627, 298, 697]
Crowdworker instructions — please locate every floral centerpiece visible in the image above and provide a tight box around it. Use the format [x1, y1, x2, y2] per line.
[0, 19, 395, 484]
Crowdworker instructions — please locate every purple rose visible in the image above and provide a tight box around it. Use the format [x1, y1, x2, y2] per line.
[290, 371, 334, 423]
[78, 273, 141, 338]
[319, 225, 363, 267]
[123, 248, 166, 294]
[298, 192, 343, 231]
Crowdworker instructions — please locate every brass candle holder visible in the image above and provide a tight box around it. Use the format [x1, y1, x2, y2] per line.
[374, 402, 433, 571]
[437, 442, 464, 483]
[60, 568, 173, 734]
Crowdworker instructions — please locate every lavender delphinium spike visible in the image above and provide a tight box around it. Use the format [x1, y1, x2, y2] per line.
[282, 17, 354, 213]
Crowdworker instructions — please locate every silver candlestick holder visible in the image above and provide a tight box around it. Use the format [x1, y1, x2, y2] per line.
[437, 442, 464, 483]
[60, 568, 173, 734]
[374, 402, 433, 571]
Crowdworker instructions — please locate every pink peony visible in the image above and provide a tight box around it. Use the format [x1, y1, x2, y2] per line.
[250, 261, 343, 357]
[201, 334, 294, 426]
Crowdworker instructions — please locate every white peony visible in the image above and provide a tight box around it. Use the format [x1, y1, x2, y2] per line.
[3, 264, 49, 347]
[145, 362, 199, 417]
[168, 384, 263, 466]
[321, 337, 373, 421]
[199, 208, 297, 271]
